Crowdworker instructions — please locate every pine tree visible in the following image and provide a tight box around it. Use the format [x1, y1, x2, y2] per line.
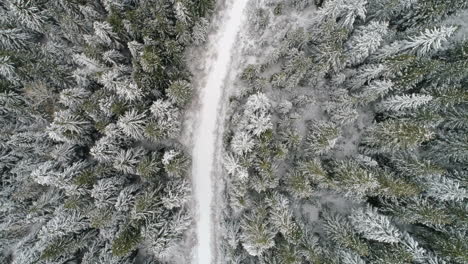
[354, 79, 393, 105]
[162, 149, 189, 178]
[350, 205, 401, 243]
[115, 185, 140, 212]
[378, 94, 433, 112]
[399, 0, 468, 29]
[346, 21, 389, 66]
[231, 131, 255, 156]
[267, 194, 299, 241]
[400, 26, 458, 56]
[0, 55, 17, 83]
[147, 99, 182, 141]
[428, 131, 468, 165]
[331, 159, 379, 199]
[136, 153, 161, 181]
[111, 223, 142, 257]
[240, 208, 276, 256]
[0, 29, 30, 50]
[375, 170, 421, 198]
[286, 170, 314, 199]
[166, 80, 192, 106]
[380, 197, 454, 227]
[305, 121, 341, 155]
[390, 152, 445, 178]
[93, 21, 120, 47]
[321, 209, 369, 256]
[59, 88, 91, 109]
[360, 120, 434, 153]
[91, 177, 125, 209]
[424, 174, 468, 202]
[191, 18, 209, 45]
[347, 63, 387, 90]
[250, 158, 280, 192]
[161, 178, 190, 210]
[340, 250, 366, 264]
[117, 109, 147, 140]
[7, 0, 47, 32]
[113, 147, 146, 174]
[47, 110, 93, 145]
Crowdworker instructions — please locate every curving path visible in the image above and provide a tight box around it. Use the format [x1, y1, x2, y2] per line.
[191, 0, 249, 263]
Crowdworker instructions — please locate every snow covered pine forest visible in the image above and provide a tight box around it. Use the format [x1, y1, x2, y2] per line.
[1, 0, 468, 263]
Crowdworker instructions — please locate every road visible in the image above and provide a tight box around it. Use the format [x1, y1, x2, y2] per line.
[190, 0, 249, 263]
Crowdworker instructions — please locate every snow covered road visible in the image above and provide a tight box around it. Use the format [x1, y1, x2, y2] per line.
[191, 0, 249, 263]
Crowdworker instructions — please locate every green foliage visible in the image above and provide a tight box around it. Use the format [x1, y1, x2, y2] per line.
[321, 210, 369, 256]
[137, 154, 161, 181]
[73, 168, 97, 187]
[240, 207, 277, 256]
[375, 171, 421, 198]
[286, 170, 313, 199]
[427, 230, 468, 263]
[166, 80, 192, 106]
[191, 0, 215, 17]
[305, 121, 341, 155]
[330, 160, 379, 198]
[112, 224, 142, 257]
[361, 120, 434, 153]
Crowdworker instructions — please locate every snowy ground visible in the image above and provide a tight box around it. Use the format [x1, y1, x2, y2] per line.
[183, 0, 250, 263]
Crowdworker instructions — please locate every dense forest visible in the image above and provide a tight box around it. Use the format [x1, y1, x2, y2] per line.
[0, 0, 467, 264]
[0, 0, 213, 263]
[221, 0, 468, 264]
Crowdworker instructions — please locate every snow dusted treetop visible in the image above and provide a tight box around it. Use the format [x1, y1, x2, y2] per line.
[223, 153, 249, 180]
[6, 0, 46, 32]
[117, 109, 147, 140]
[162, 149, 189, 178]
[350, 205, 401, 243]
[150, 99, 179, 121]
[240, 92, 273, 137]
[47, 110, 93, 145]
[379, 26, 459, 59]
[354, 79, 394, 105]
[174, 1, 191, 25]
[191, 18, 209, 46]
[231, 131, 255, 157]
[0, 55, 17, 83]
[99, 66, 143, 102]
[339, 0, 367, 29]
[400, 26, 458, 56]
[346, 21, 389, 66]
[93, 21, 120, 47]
[245, 92, 271, 114]
[59, 88, 91, 110]
[424, 174, 468, 202]
[378, 94, 433, 112]
[147, 99, 182, 140]
[167, 80, 192, 106]
[127, 41, 144, 58]
[317, 0, 367, 29]
[113, 147, 146, 174]
[240, 208, 276, 256]
[0, 28, 30, 50]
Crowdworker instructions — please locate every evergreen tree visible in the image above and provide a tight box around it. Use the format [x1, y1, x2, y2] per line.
[350, 206, 401, 243]
[305, 121, 341, 155]
[346, 21, 389, 66]
[361, 120, 434, 153]
[240, 207, 277, 256]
